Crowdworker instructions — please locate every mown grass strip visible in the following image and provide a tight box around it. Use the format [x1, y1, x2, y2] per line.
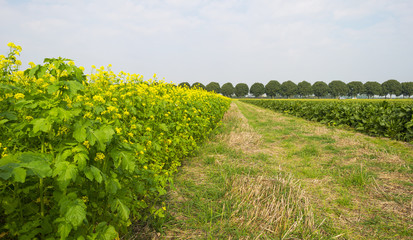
[235, 100, 413, 239]
[138, 102, 329, 239]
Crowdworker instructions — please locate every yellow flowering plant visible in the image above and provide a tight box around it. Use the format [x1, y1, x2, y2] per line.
[0, 43, 230, 239]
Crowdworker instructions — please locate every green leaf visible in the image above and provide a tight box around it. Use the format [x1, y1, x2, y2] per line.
[56, 149, 72, 163]
[47, 84, 60, 95]
[73, 122, 87, 143]
[53, 161, 78, 190]
[0, 111, 17, 121]
[65, 199, 87, 227]
[74, 153, 88, 170]
[19, 152, 52, 178]
[159, 123, 168, 132]
[106, 178, 121, 194]
[90, 165, 103, 183]
[88, 125, 115, 151]
[65, 80, 85, 96]
[13, 167, 26, 183]
[31, 118, 52, 133]
[84, 166, 103, 183]
[83, 167, 94, 181]
[57, 221, 72, 239]
[111, 198, 130, 221]
[110, 150, 135, 172]
[27, 64, 40, 77]
[95, 223, 118, 240]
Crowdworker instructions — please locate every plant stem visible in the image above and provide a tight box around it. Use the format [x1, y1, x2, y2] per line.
[40, 138, 45, 217]
[40, 177, 44, 217]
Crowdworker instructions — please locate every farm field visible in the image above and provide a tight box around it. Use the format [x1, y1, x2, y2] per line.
[147, 100, 413, 239]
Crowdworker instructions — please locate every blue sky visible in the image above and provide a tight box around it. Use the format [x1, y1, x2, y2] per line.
[1, 0, 412, 86]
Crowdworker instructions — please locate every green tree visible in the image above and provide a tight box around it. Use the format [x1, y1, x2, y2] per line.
[235, 83, 249, 98]
[178, 82, 190, 88]
[192, 82, 206, 90]
[265, 80, 281, 98]
[221, 82, 235, 97]
[250, 82, 265, 97]
[382, 79, 402, 98]
[206, 82, 221, 93]
[364, 81, 381, 99]
[328, 80, 348, 98]
[401, 82, 413, 98]
[280, 80, 297, 98]
[297, 81, 312, 98]
[312, 81, 329, 98]
[347, 81, 364, 98]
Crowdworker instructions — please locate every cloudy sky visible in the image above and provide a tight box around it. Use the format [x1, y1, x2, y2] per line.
[1, 0, 412, 86]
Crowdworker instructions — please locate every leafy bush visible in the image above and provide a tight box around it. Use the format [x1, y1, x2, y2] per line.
[241, 99, 413, 141]
[0, 43, 231, 239]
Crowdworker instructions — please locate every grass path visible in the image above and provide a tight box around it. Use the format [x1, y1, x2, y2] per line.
[141, 101, 413, 239]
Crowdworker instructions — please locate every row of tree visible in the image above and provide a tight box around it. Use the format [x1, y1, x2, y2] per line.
[178, 79, 413, 98]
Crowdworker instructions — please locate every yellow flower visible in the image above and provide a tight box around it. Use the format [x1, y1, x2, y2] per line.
[14, 93, 25, 100]
[127, 132, 134, 137]
[107, 106, 118, 112]
[143, 166, 148, 170]
[146, 127, 151, 132]
[79, 66, 85, 71]
[94, 152, 105, 161]
[115, 127, 122, 134]
[93, 95, 105, 104]
[68, 61, 75, 66]
[83, 141, 90, 149]
[25, 116, 33, 121]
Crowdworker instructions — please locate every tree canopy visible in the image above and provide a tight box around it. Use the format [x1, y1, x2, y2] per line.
[297, 81, 312, 97]
[401, 82, 413, 98]
[347, 81, 364, 98]
[364, 81, 382, 99]
[206, 82, 220, 93]
[328, 80, 348, 98]
[382, 79, 402, 98]
[221, 82, 235, 97]
[235, 83, 249, 97]
[312, 81, 329, 98]
[280, 80, 297, 98]
[250, 82, 265, 97]
[178, 82, 190, 88]
[192, 82, 205, 90]
[265, 80, 281, 98]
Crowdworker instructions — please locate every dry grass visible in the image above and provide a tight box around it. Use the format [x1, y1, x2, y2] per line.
[218, 102, 262, 154]
[227, 174, 321, 239]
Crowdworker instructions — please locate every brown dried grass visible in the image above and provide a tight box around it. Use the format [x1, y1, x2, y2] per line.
[227, 174, 322, 239]
[219, 102, 263, 154]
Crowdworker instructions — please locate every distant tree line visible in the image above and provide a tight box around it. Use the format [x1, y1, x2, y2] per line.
[178, 79, 413, 99]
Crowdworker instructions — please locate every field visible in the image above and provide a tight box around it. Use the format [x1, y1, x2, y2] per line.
[1, 43, 413, 239]
[146, 100, 413, 239]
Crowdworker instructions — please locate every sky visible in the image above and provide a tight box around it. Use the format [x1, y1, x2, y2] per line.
[1, 0, 413, 86]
